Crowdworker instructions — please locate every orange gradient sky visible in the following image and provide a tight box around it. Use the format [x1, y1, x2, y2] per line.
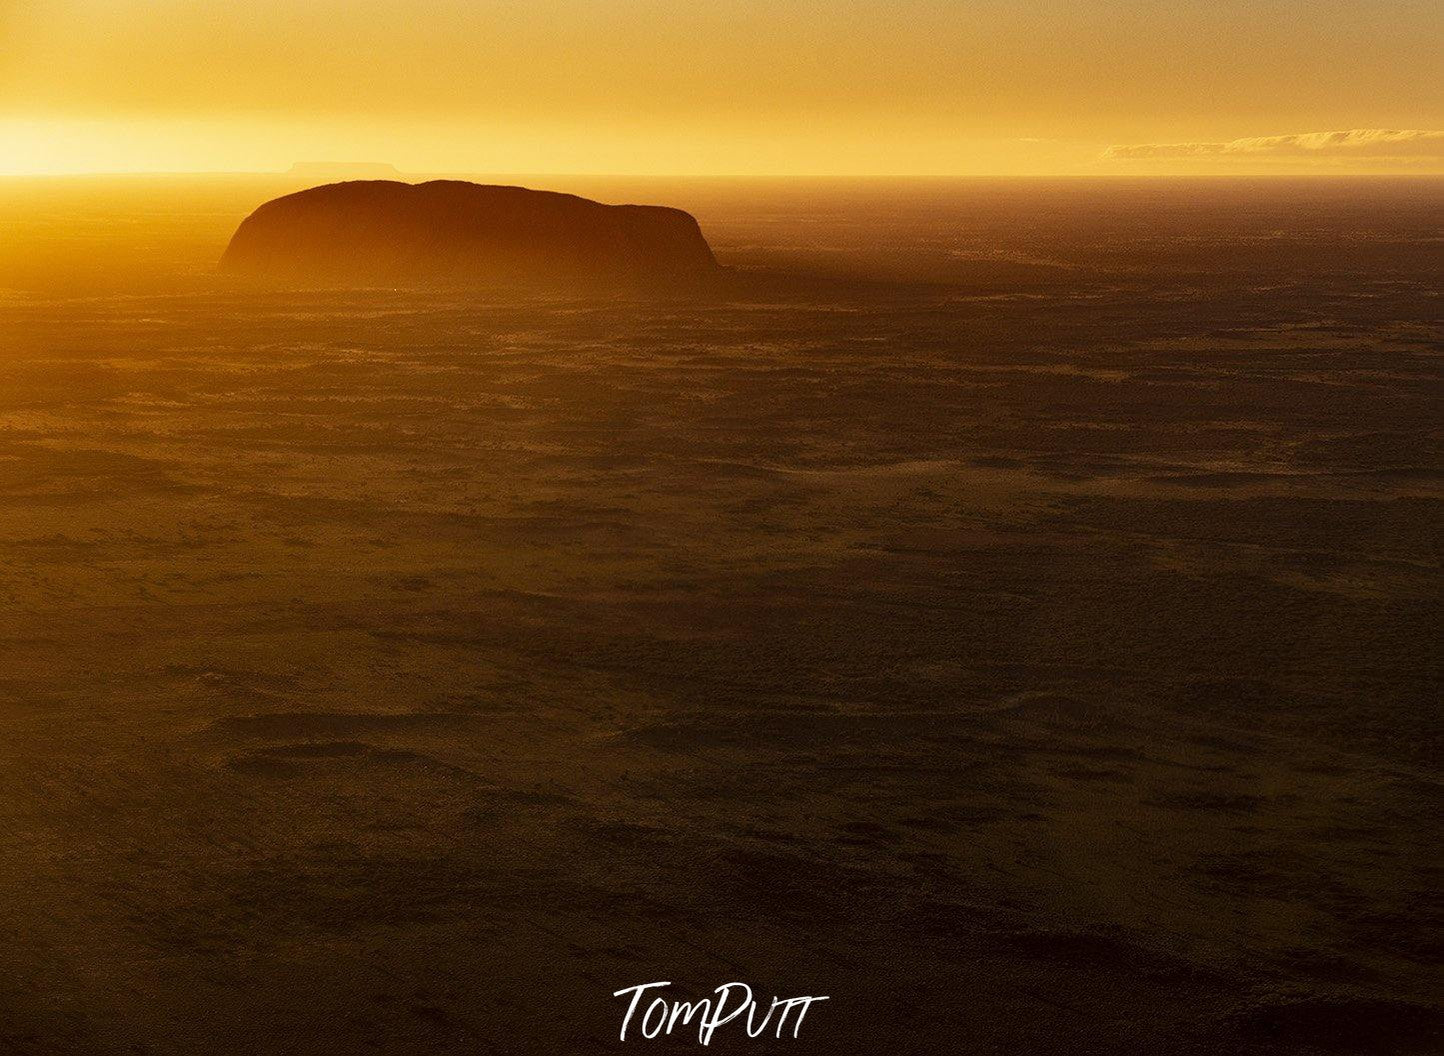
[1, 0, 1441, 176]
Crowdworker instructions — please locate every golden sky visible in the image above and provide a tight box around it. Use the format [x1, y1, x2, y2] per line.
[1, 0, 1440, 175]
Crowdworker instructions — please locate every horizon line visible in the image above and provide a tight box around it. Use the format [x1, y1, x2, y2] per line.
[5, 169, 1444, 181]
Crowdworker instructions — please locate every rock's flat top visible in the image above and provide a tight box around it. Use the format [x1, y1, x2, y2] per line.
[220, 180, 720, 288]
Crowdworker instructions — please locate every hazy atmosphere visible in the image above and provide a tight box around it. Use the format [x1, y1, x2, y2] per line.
[1, 4, 1440, 1056]
[1, 0, 1441, 175]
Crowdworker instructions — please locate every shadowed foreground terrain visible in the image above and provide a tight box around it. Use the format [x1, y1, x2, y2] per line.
[0, 178, 1440, 1054]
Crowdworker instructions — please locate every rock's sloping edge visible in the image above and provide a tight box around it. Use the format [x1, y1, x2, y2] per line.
[220, 180, 721, 289]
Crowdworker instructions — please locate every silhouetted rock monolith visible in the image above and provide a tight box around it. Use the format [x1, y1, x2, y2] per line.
[221, 180, 721, 290]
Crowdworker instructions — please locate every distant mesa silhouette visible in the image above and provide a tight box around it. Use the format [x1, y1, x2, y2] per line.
[221, 180, 721, 290]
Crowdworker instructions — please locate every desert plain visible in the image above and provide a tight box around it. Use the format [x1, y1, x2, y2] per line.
[0, 176, 1439, 1054]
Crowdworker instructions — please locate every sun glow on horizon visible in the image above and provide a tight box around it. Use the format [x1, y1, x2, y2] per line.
[1, 1, 1440, 177]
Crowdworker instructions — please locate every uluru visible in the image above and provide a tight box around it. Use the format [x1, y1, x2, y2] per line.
[220, 180, 721, 290]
